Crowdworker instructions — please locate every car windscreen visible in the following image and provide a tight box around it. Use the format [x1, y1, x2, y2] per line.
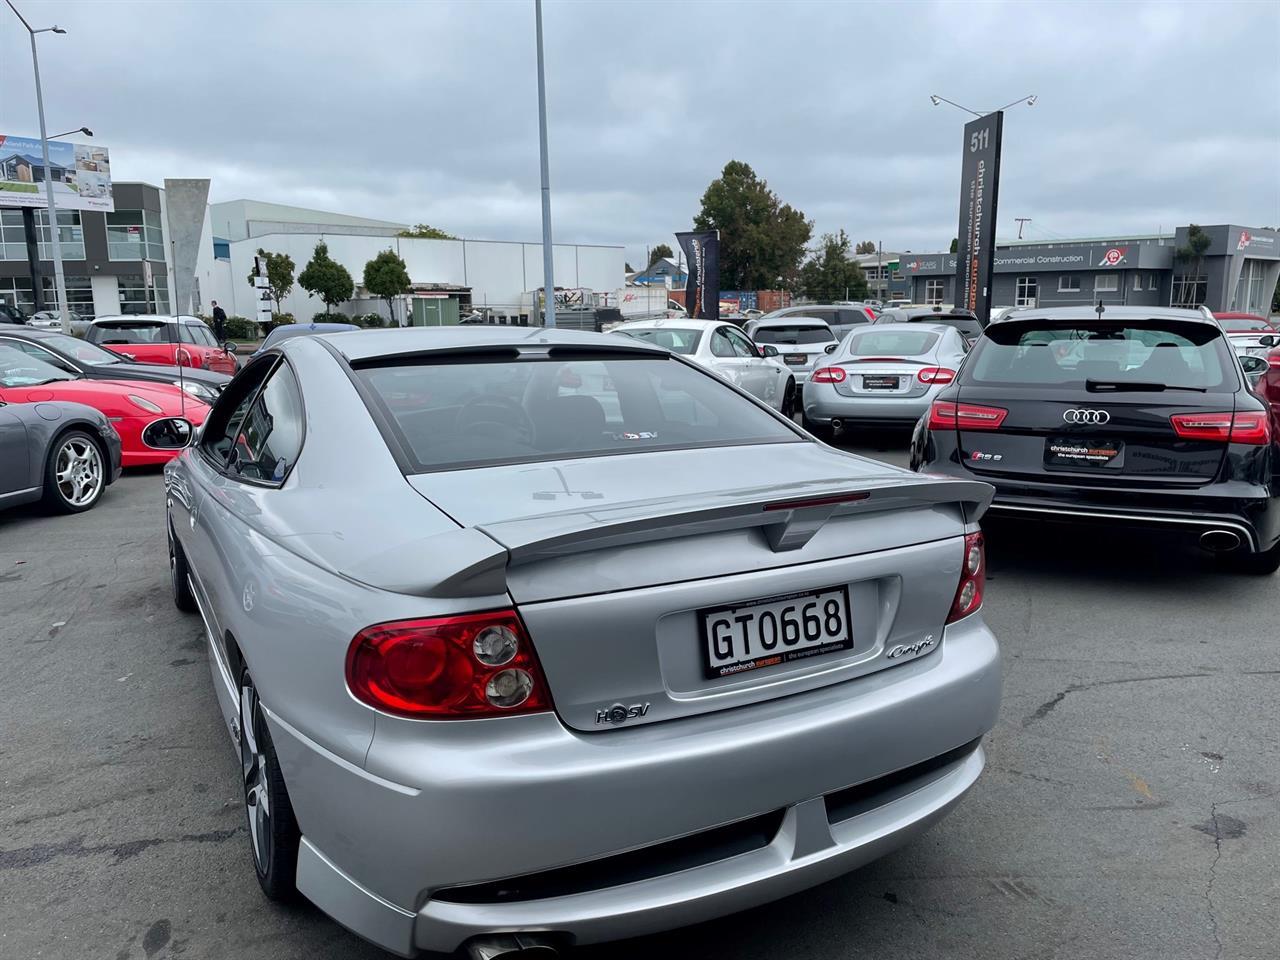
[751, 325, 835, 345]
[617, 328, 703, 355]
[353, 352, 800, 472]
[92, 323, 165, 344]
[844, 330, 940, 357]
[39, 333, 123, 365]
[966, 321, 1235, 391]
[0, 344, 77, 386]
[1220, 317, 1272, 332]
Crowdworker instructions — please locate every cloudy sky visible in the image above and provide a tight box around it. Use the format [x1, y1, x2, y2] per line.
[2, 0, 1277, 266]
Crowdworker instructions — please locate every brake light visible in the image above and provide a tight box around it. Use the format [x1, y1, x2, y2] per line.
[946, 531, 985, 624]
[1170, 411, 1269, 445]
[811, 366, 846, 383]
[345, 610, 552, 719]
[917, 367, 956, 385]
[927, 400, 1008, 431]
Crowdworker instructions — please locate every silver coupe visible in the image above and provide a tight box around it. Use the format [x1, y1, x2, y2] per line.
[164, 326, 1001, 958]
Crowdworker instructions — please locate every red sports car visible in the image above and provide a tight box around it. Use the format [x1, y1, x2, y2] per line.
[0, 344, 208, 467]
[1214, 312, 1279, 356]
[85, 315, 239, 375]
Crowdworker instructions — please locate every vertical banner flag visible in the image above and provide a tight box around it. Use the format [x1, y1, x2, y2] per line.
[676, 230, 721, 321]
[954, 112, 1003, 322]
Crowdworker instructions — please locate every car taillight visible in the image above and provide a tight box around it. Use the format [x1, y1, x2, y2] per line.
[811, 366, 846, 383]
[1170, 411, 1269, 445]
[345, 610, 553, 719]
[917, 367, 956, 385]
[946, 531, 985, 623]
[927, 400, 1008, 431]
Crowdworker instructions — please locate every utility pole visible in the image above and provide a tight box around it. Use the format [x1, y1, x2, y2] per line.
[1016, 217, 1031, 240]
[877, 240, 883, 301]
[534, 0, 556, 327]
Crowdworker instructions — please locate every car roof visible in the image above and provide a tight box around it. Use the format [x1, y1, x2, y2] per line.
[1000, 305, 1216, 324]
[1213, 312, 1269, 321]
[0, 326, 53, 339]
[91, 314, 206, 326]
[851, 322, 952, 335]
[750, 316, 829, 327]
[324, 325, 669, 363]
[616, 318, 728, 332]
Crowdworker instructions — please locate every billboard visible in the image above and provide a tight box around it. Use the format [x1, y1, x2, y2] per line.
[954, 112, 1002, 322]
[0, 134, 114, 212]
[676, 230, 720, 321]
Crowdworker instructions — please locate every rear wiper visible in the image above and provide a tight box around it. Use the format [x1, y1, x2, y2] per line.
[1086, 379, 1206, 393]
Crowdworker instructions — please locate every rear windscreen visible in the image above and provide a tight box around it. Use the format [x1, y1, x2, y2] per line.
[93, 324, 165, 344]
[752, 325, 835, 345]
[354, 353, 800, 472]
[618, 328, 702, 355]
[967, 321, 1235, 391]
[845, 330, 939, 357]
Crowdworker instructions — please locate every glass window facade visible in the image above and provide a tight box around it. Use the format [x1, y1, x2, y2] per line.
[117, 275, 170, 314]
[1016, 277, 1039, 306]
[1171, 275, 1207, 308]
[0, 275, 94, 314]
[925, 279, 945, 304]
[1232, 260, 1271, 314]
[106, 209, 165, 262]
[0, 208, 86, 261]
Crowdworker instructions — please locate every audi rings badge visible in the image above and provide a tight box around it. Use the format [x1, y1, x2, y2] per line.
[1063, 409, 1111, 425]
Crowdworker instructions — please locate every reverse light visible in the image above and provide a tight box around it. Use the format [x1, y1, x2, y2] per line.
[946, 531, 986, 623]
[811, 366, 846, 383]
[928, 400, 1008, 431]
[345, 610, 552, 719]
[1170, 411, 1270, 445]
[127, 394, 164, 414]
[917, 367, 957, 385]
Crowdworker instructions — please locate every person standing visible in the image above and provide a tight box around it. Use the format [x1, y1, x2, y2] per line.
[210, 300, 227, 342]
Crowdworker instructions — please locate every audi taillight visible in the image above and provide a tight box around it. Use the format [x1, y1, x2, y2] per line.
[1170, 411, 1269, 445]
[946, 531, 985, 623]
[928, 400, 1008, 431]
[345, 610, 553, 719]
[811, 366, 846, 383]
[917, 367, 957, 385]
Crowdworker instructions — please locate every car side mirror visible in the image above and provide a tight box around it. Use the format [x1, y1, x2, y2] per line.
[1258, 335, 1276, 348]
[224, 341, 238, 354]
[760, 344, 779, 358]
[1240, 355, 1267, 376]
[824, 344, 838, 354]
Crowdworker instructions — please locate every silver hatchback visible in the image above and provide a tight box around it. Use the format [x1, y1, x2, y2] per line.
[164, 327, 1001, 957]
[803, 323, 970, 434]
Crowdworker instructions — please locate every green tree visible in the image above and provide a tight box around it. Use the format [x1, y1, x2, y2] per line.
[362, 249, 411, 326]
[625, 261, 635, 273]
[692, 160, 812, 290]
[854, 240, 877, 255]
[397, 223, 456, 239]
[298, 241, 354, 314]
[245, 248, 295, 313]
[949, 237, 959, 254]
[798, 231, 868, 302]
[1174, 224, 1212, 296]
[648, 243, 674, 266]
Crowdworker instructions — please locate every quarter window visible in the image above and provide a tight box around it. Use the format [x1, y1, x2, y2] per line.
[724, 327, 757, 358]
[710, 328, 736, 357]
[1015, 277, 1038, 307]
[228, 363, 305, 483]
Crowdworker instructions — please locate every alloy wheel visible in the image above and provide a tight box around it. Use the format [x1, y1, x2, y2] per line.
[240, 684, 272, 875]
[54, 437, 103, 507]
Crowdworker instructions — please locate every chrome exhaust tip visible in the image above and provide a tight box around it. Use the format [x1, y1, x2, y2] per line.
[830, 418, 843, 431]
[1200, 530, 1242, 553]
[465, 934, 560, 960]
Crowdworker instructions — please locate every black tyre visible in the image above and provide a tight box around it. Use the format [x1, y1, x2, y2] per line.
[780, 379, 797, 419]
[41, 430, 105, 514]
[239, 671, 301, 902]
[168, 522, 198, 613]
[1218, 541, 1280, 575]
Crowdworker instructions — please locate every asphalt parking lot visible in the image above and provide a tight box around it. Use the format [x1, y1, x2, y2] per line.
[1, 433, 1277, 960]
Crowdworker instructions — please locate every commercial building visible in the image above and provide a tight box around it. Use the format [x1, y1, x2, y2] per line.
[850, 251, 909, 302]
[898, 225, 1280, 314]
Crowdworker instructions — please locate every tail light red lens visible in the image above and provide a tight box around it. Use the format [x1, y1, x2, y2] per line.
[917, 367, 957, 385]
[811, 366, 846, 383]
[345, 610, 552, 719]
[927, 400, 1008, 431]
[946, 531, 985, 624]
[1170, 411, 1270, 445]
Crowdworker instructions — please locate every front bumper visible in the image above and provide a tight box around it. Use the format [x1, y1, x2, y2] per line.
[268, 615, 1002, 956]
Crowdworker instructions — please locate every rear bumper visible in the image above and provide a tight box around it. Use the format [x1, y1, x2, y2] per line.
[271, 615, 1002, 956]
[804, 389, 933, 425]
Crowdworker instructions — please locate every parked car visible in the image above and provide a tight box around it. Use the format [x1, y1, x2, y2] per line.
[0, 344, 208, 467]
[911, 306, 1280, 573]
[891, 309, 985, 346]
[251, 321, 359, 358]
[27, 309, 89, 331]
[85, 315, 238, 375]
[616, 317, 797, 415]
[803, 323, 970, 436]
[744, 317, 838, 386]
[756, 303, 878, 340]
[0, 396, 121, 513]
[0, 303, 30, 325]
[164, 326, 1001, 957]
[0, 327, 230, 402]
[1213, 312, 1278, 357]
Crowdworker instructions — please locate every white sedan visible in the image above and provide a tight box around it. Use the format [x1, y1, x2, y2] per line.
[615, 318, 798, 415]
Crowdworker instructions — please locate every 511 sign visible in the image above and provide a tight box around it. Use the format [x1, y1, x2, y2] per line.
[955, 112, 1004, 323]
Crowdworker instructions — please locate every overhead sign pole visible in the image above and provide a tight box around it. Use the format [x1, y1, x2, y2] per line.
[955, 111, 1004, 323]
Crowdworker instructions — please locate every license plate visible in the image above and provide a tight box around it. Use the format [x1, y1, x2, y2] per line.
[862, 375, 900, 390]
[1044, 437, 1125, 469]
[700, 585, 852, 679]
[784, 354, 807, 365]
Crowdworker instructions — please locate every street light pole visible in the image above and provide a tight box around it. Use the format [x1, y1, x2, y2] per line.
[6, 1, 72, 334]
[534, 0, 555, 327]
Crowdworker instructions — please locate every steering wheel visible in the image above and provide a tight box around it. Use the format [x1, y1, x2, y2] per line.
[454, 395, 535, 447]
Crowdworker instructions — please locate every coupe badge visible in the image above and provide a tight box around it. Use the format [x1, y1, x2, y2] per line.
[887, 636, 936, 659]
[1063, 409, 1110, 425]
